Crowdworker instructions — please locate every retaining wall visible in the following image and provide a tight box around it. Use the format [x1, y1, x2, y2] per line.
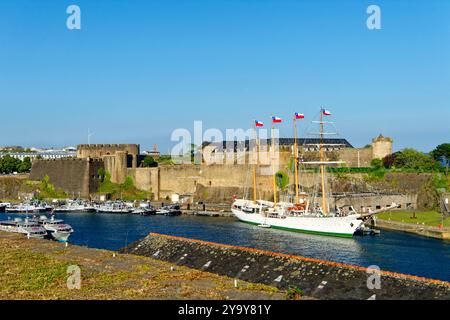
[121, 233, 450, 300]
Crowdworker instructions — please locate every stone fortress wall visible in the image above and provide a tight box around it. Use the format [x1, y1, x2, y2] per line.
[29, 158, 104, 197]
[29, 144, 140, 198]
[26, 136, 406, 210]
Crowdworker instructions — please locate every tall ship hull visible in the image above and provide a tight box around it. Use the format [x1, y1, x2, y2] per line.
[232, 207, 361, 237]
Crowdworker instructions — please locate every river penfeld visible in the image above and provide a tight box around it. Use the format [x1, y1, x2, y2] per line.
[3, 212, 450, 282]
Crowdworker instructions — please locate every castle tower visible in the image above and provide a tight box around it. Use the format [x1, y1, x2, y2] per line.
[372, 134, 393, 160]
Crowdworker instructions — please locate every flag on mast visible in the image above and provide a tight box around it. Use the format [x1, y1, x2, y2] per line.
[272, 116, 282, 123]
[255, 120, 264, 127]
[295, 112, 305, 119]
[322, 109, 331, 116]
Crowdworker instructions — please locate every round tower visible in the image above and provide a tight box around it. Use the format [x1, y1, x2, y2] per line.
[372, 134, 393, 160]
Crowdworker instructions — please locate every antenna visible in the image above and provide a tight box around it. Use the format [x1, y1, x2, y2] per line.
[87, 129, 94, 145]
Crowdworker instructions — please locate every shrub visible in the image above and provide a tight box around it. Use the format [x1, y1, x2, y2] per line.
[285, 286, 303, 300]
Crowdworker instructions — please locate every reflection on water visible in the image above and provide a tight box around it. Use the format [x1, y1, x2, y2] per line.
[3, 213, 450, 281]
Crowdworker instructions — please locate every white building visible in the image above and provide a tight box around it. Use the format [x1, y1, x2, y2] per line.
[0, 151, 76, 161]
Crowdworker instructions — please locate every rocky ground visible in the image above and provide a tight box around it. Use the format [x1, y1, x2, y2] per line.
[0, 232, 284, 300]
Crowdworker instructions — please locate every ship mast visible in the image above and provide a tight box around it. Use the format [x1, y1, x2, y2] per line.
[252, 122, 259, 203]
[272, 124, 277, 206]
[319, 110, 328, 214]
[293, 115, 300, 205]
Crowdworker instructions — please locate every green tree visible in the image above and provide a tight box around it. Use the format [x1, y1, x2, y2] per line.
[97, 167, 106, 182]
[431, 143, 450, 177]
[275, 170, 289, 191]
[142, 155, 158, 167]
[393, 148, 442, 172]
[370, 158, 383, 170]
[18, 157, 32, 172]
[382, 153, 398, 169]
[0, 155, 21, 174]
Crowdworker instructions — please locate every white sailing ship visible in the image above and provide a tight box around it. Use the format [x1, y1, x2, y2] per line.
[231, 109, 397, 238]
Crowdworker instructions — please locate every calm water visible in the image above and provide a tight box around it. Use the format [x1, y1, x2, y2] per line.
[4, 213, 450, 281]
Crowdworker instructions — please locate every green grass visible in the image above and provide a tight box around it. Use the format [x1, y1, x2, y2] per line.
[97, 174, 152, 201]
[0, 249, 71, 293]
[377, 211, 450, 228]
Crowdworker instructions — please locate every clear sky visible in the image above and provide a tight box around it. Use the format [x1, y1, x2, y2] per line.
[1, 0, 449, 153]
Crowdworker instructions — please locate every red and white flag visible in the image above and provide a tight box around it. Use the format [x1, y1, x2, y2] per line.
[295, 112, 305, 119]
[255, 120, 264, 127]
[272, 116, 282, 123]
[322, 109, 331, 116]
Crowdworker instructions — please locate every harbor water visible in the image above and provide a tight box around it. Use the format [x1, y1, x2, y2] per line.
[3, 212, 450, 281]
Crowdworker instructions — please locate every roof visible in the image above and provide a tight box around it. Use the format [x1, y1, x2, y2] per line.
[203, 138, 353, 152]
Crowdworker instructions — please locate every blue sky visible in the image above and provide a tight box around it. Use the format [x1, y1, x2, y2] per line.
[0, 0, 449, 153]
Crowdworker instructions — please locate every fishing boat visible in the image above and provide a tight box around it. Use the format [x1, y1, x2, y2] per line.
[6, 202, 42, 213]
[95, 201, 134, 214]
[54, 199, 96, 213]
[5, 201, 52, 213]
[156, 205, 182, 216]
[231, 110, 397, 238]
[132, 207, 157, 215]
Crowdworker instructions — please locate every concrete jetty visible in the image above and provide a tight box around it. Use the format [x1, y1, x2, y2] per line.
[375, 219, 450, 240]
[121, 233, 450, 300]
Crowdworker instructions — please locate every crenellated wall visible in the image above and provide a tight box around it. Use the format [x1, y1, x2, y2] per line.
[77, 144, 140, 168]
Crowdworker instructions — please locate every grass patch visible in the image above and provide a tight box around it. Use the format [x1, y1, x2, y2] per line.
[0, 248, 71, 294]
[97, 173, 152, 201]
[377, 211, 450, 228]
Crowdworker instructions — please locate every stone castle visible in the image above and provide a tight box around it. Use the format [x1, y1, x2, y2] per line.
[30, 144, 158, 198]
[29, 135, 393, 201]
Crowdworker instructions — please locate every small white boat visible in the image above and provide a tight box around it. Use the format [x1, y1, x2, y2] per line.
[0, 218, 47, 239]
[54, 200, 96, 213]
[38, 216, 74, 242]
[96, 201, 133, 214]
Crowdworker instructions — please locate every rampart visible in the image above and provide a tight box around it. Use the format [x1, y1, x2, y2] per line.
[29, 158, 104, 197]
[0, 175, 29, 200]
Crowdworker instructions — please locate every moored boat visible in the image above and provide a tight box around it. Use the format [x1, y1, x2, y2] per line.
[37, 215, 73, 242]
[231, 110, 397, 238]
[54, 199, 96, 213]
[95, 201, 134, 214]
[0, 218, 47, 239]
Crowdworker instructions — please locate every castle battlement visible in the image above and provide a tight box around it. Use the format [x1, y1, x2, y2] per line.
[372, 134, 393, 143]
[77, 144, 139, 149]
